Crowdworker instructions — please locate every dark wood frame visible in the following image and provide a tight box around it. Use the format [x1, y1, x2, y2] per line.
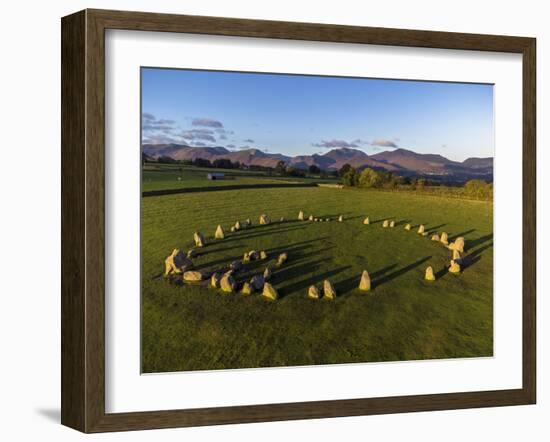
[61, 8, 536, 433]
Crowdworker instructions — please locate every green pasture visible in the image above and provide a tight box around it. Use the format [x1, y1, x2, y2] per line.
[142, 163, 337, 191]
[141, 187, 493, 373]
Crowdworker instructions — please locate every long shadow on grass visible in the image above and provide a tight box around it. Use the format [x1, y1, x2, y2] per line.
[448, 229, 476, 242]
[466, 233, 493, 249]
[426, 223, 447, 233]
[373, 256, 432, 287]
[217, 224, 309, 244]
[276, 265, 351, 297]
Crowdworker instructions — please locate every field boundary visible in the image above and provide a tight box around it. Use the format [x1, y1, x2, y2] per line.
[142, 182, 317, 197]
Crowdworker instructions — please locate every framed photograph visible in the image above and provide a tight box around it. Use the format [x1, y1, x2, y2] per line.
[61, 9, 536, 433]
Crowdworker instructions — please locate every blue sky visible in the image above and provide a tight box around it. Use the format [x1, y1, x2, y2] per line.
[141, 68, 494, 161]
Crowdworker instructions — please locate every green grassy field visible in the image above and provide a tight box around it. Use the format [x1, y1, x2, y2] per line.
[142, 163, 338, 191]
[142, 187, 493, 373]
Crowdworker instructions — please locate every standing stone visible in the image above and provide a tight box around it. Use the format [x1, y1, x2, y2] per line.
[183, 271, 204, 282]
[308, 285, 320, 299]
[210, 272, 221, 288]
[338, 215, 343, 222]
[243, 252, 251, 263]
[164, 249, 184, 275]
[220, 274, 236, 293]
[234, 221, 242, 231]
[452, 249, 461, 261]
[245, 218, 251, 227]
[382, 220, 389, 228]
[241, 282, 253, 296]
[449, 260, 461, 274]
[280, 217, 285, 222]
[298, 210, 304, 221]
[277, 253, 288, 266]
[263, 267, 272, 281]
[193, 231, 206, 247]
[325, 218, 330, 222]
[187, 248, 198, 259]
[230, 226, 236, 232]
[449, 237, 465, 253]
[389, 220, 395, 228]
[431, 234, 440, 241]
[248, 250, 259, 261]
[323, 280, 337, 300]
[425, 266, 435, 281]
[359, 270, 371, 291]
[260, 250, 268, 260]
[404, 223, 411, 231]
[308, 215, 314, 221]
[262, 282, 278, 301]
[259, 214, 271, 225]
[215, 225, 225, 239]
[417, 225, 425, 235]
[250, 275, 265, 291]
[363, 217, 370, 225]
[440, 232, 449, 245]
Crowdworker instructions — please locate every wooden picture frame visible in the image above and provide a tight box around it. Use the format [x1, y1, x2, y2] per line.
[61, 8, 536, 433]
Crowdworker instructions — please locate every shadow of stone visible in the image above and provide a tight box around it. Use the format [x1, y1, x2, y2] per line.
[461, 254, 482, 271]
[374, 256, 432, 287]
[448, 229, 476, 242]
[276, 265, 351, 297]
[466, 233, 493, 250]
[219, 224, 309, 244]
[371, 263, 398, 280]
[370, 217, 394, 225]
[395, 219, 412, 227]
[435, 266, 449, 279]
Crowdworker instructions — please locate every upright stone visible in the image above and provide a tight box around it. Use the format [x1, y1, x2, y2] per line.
[363, 217, 370, 225]
[323, 280, 336, 300]
[449, 237, 465, 253]
[425, 266, 435, 281]
[210, 272, 221, 288]
[263, 267, 272, 281]
[440, 232, 449, 245]
[259, 214, 271, 225]
[262, 283, 278, 301]
[260, 250, 268, 260]
[241, 282, 253, 296]
[338, 215, 343, 222]
[214, 225, 225, 239]
[359, 270, 371, 291]
[382, 220, 389, 228]
[234, 221, 242, 231]
[276, 252, 288, 267]
[220, 274, 236, 293]
[431, 234, 440, 241]
[308, 215, 314, 221]
[298, 210, 305, 221]
[417, 225, 425, 235]
[183, 271, 204, 282]
[194, 231, 206, 247]
[308, 285, 320, 299]
[389, 220, 395, 228]
[404, 223, 411, 231]
[449, 260, 461, 274]
[452, 249, 461, 261]
[245, 218, 251, 227]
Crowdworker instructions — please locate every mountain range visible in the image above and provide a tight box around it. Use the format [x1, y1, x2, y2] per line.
[142, 143, 493, 180]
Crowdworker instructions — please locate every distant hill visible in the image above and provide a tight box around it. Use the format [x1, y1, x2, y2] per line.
[142, 144, 493, 180]
[462, 157, 494, 169]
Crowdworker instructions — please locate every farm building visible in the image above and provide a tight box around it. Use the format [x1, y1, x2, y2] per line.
[207, 173, 225, 180]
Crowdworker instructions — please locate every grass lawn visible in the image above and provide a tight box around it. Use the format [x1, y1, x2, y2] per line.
[142, 187, 493, 373]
